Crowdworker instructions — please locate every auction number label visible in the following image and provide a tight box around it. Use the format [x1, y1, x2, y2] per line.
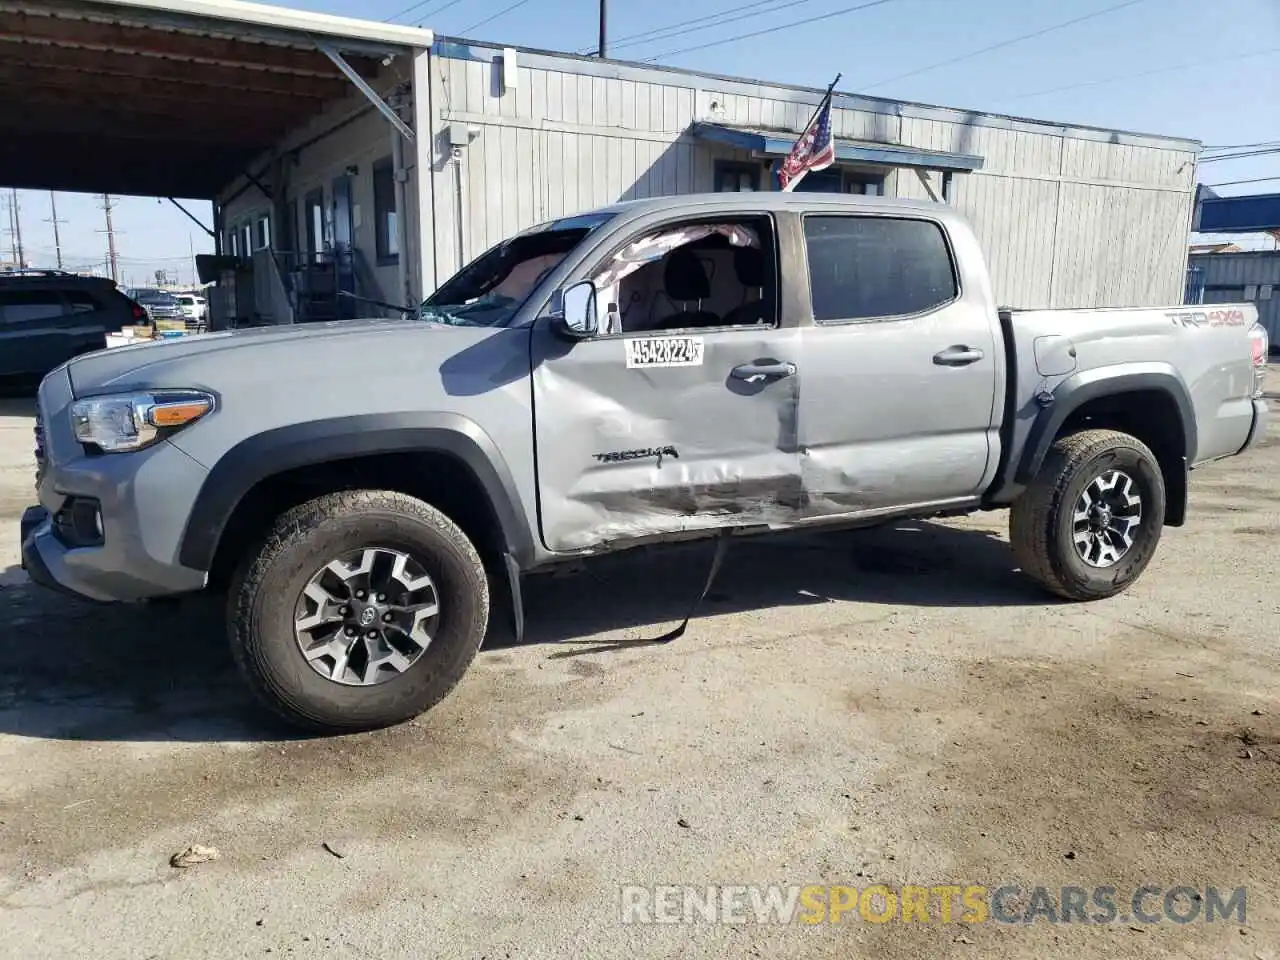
[625, 336, 705, 369]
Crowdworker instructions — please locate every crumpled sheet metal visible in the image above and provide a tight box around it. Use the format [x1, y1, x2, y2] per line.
[535, 331, 799, 553]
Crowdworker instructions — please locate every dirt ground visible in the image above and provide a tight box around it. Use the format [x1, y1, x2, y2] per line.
[1, 374, 1278, 960]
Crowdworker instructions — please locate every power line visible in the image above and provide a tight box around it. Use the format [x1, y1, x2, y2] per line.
[385, 0, 466, 25]
[578, 0, 820, 55]
[459, 0, 536, 35]
[1206, 176, 1280, 188]
[1199, 147, 1280, 163]
[644, 0, 898, 62]
[1203, 140, 1280, 153]
[858, 0, 1147, 92]
[999, 47, 1280, 104]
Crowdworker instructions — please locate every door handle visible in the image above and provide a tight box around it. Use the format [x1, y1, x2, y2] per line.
[933, 345, 985, 366]
[730, 361, 797, 382]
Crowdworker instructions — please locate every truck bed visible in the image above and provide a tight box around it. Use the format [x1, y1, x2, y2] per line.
[990, 302, 1263, 505]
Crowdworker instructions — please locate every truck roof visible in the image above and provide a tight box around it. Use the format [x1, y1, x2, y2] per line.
[586, 193, 962, 230]
[592, 190, 958, 221]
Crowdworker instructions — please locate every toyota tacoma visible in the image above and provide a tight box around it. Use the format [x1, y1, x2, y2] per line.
[20, 193, 1271, 733]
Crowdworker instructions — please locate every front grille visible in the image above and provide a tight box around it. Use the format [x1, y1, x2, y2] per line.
[33, 404, 46, 490]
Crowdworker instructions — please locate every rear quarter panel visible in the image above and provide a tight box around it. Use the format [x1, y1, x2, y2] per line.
[1006, 303, 1259, 466]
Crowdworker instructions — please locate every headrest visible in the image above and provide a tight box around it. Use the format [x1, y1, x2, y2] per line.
[733, 246, 765, 286]
[664, 248, 710, 301]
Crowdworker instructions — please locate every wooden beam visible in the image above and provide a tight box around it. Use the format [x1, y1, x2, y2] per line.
[0, 60, 335, 105]
[3, 12, 384, 78]
[0, 41, 353, 97]
[0, 104, 290, 147]
[6, 84, 314, 131]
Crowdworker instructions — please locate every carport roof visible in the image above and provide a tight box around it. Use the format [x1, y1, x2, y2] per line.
[0, 0, 434, 199]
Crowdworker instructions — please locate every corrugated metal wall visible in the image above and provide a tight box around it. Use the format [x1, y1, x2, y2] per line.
[425, 44, 1198, 309]
[1188, 251, 1280, 342]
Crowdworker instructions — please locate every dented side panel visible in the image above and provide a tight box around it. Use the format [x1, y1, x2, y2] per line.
[531, 326, 802, 552]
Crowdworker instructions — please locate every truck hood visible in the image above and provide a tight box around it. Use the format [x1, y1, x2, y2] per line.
[66, 318, 447, 396]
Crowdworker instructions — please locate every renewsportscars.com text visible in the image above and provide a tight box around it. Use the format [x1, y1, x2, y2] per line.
[619, 883, 1247, 925]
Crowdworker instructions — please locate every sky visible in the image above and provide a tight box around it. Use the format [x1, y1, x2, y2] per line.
[5, 0, 1278, 280]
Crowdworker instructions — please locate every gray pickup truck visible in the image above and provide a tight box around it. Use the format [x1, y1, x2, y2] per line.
[20, 193, 1270, 733]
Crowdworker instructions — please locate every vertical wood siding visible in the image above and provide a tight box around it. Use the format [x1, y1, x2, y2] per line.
[429, 54, 1197, 308]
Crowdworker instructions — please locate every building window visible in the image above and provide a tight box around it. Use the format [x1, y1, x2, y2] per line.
[373, 158, 399, 265]
[240, 223, 252, 258]
[254, 214, 271, 251]
[784, 167, 886, 195]
[305, 189, 325, 262]
[845, 172, 885, 195]
[714, 161, 761, 193]
[803, 215, 957, 323]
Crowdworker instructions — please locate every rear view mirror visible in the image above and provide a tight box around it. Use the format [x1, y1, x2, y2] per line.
[557, 280, 598, 339]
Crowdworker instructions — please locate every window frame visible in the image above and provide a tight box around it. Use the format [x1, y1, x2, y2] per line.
[0, 289, 73, 325]
[372, 157, 400, 266]
[799, 212, 962, 327]
[573, 211, 784, 341]
[254, 213, 272, 251]
[713, 160, 762, 193]
[304, 188, 326, 262]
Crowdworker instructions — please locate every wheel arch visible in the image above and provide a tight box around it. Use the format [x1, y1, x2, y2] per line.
[177, 413, 535, 578]
[1015, 366, 1196, 527]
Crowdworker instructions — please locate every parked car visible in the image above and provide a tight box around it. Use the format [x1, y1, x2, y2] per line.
[0, 269, 144, 379]
[125, 287, 186, 324]
[173, 293, 208, 326]
[20, 193, 1270, 734]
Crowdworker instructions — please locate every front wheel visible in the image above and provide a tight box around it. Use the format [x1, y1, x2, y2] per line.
[1010, 429, 1166, 601]
[228, 490, 489, 733]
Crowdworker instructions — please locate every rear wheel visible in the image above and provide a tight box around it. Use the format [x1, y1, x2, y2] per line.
[228, 490, 489, 733]
[1010, 429, 1166, 601]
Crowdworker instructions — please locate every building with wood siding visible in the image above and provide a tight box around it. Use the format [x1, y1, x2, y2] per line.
[216, 32, 1201, 323]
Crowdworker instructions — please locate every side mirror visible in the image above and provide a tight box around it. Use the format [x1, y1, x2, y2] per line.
[555, 280, 598, 339]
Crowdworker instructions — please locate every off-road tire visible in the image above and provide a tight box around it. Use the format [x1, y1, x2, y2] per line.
[228, 490, 489, 733]
[1010, 429, 1166, 601]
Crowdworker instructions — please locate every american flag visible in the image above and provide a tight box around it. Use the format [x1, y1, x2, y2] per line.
[778, 91, 836, 192]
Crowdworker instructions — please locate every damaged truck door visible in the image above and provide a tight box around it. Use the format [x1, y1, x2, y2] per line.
[796, 213, 1001, 517]
[531, 211, 803, 552]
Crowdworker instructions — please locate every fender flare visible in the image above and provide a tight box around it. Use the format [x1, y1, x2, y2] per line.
[176, 412, 534, 571]
[1015, 366, 1197, 485]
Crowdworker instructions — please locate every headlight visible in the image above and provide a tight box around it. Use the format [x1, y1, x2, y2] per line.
[71, 390, 214, 453]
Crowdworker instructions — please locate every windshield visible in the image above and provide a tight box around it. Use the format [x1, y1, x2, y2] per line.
[420, 212, 614, 327]
[133, 289, 176, 304]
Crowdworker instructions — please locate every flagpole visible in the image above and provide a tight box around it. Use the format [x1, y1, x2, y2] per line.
[779, 73, 841, 191]
[801, 73, 842, 137]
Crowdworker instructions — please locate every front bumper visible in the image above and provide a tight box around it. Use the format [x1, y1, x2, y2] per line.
[21, 501, 208, 602]
[21, 367, 211, 603]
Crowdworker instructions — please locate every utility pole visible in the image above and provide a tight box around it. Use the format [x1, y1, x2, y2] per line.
[598, 0, 606, 58]
[3, 192, 16, 266]
[101, 193, 119, 283]
[8, 188, 24, 268]
[46, 192, 65, 270]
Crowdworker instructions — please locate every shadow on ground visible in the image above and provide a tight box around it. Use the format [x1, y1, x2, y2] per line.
[0, 519, 1050, 744]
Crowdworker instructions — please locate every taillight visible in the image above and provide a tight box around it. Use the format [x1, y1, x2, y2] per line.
[131, 303, 146, 321]
[1249, 323, 1269, 398]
